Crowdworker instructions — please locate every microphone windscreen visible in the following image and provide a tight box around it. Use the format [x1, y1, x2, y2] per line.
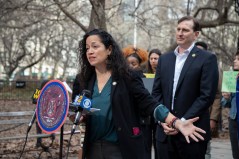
[32, 80, 49, 104]
[32, 88, 40, 104]
[82, 90, 91, 97]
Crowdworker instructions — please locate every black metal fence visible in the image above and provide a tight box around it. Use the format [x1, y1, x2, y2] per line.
[0, 80, 73, 101]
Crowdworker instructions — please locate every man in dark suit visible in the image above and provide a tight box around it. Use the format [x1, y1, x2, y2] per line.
[152, 16, 219, 159]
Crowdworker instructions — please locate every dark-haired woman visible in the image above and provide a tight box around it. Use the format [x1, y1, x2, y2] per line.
[71, 29, 205, 159]
[146, 48, 162, 159]
[147, 49, 161, 74]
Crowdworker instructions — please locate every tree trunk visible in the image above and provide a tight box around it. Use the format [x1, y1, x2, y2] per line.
[88, 0, 107, 31]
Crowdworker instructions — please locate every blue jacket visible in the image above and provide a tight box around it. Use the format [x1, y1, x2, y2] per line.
[221, 93, 237, 120]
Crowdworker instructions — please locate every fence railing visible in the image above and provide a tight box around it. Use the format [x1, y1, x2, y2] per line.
[0, 80, 73, 101]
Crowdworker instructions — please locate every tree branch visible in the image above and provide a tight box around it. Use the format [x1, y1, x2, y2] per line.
[0, 20, 42, 29]
[200, 19, 239, 28]
[201, 30, 234, 62]
[53, 0, 87, 32]
[193, 7, 219, 17]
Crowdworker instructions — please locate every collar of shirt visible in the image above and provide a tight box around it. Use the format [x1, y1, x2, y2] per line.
[174, 42, 195, 56]
[171, 42, 195, 111]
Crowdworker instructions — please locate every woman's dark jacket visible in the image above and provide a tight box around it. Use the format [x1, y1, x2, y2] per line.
[72, 72, 159, 159]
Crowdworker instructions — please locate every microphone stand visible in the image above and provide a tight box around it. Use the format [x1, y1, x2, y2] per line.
[71, 111, 81, 135]
[66, 90, 91, 159]
[27, 108, 36, 133]
[66, 106, 81, 159]
[19, 108, 36, 159]
[59, 125, 64, 159]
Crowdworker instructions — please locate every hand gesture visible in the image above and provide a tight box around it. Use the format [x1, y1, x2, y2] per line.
[175, 117, 206, 143]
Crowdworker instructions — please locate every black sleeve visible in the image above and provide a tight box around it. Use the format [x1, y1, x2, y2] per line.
[72, 74, 81, 102]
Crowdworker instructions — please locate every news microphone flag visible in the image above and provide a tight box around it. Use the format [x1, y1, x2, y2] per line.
[32, 88, 41, 104]
[73, 95, 92, 110]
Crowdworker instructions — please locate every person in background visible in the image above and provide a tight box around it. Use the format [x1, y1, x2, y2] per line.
[195, 41, 222, 159]
[147, 49, 162, 74]
[221, 97, 230, 133]
[33, 80, 49, 148]
[122, 45, 148, 78]
[195, 41, 208, 50]
[221, 50, 239, 159]
[152, 16, 219, 159]
[122, 45, 151, 159]
[145, 48, 162, 159]
[70, 28, 206, 159]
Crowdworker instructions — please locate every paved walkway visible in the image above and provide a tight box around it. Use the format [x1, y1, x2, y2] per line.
[69, 138, 233, 159]
[150, 138, 232, 159]
[211, 138, 232, 159]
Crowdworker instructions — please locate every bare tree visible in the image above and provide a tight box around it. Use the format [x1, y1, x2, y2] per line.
[192, 0, 239, 67]
[53, 0, 107, 31]
[132, 0, 238, 59]
[0, 0, 238, 81]
[0, 0, 82, 80]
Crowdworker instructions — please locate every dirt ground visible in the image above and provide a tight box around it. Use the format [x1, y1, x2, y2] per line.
[0, 100, 82, 159]
[0, 100, 229, 159]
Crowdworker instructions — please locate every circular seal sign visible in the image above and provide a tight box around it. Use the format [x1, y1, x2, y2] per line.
[36, 80, 69, 134]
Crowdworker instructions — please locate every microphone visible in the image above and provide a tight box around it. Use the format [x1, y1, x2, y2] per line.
[27, 88, 41, 133]
[67, 90, 91, 159]
[70, 90, 91, 135]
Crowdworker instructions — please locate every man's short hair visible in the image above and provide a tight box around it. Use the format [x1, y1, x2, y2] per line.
[178, 16, 201, 32]
[195, 41, 208, 50]
[236, 50, 239, 56]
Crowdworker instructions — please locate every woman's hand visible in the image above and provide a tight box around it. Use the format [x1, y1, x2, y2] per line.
[68, 113, 85, 123]
[222, 92, 230, 100]
[175, 117, 205, 143]
[161, 123, 178, 135]
[68, 113, 76, 122]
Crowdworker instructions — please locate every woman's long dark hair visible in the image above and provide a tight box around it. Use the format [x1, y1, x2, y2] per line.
[78, 29, 129, 88]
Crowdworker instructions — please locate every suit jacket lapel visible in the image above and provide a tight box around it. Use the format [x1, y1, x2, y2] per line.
[167, 52, 176, 102]
[175, 46, 199, 94]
